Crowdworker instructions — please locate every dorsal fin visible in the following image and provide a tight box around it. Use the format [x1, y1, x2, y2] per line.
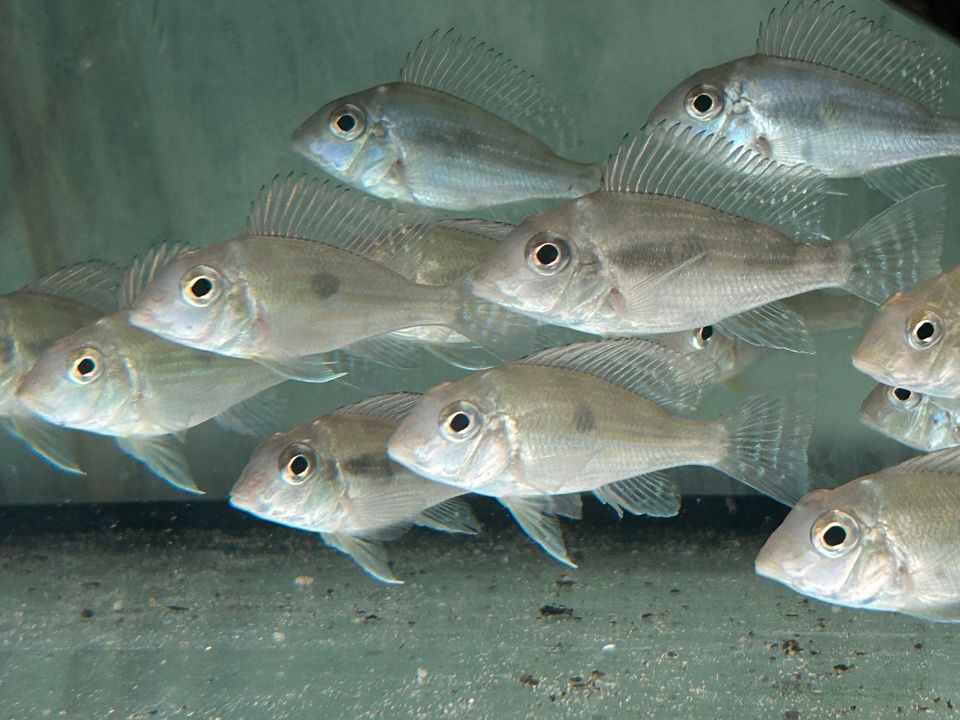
[25, 260, 121, 313]
[515, 338, 718, 412]
[603, 122, 827, 241]
[757, 1, 948, 111]
[400, 29, 576, 152]
[334, 392, 422, 422]
[432, 218, 515, 242]
[892, 447, 960, 476]
[247, 174, 432, 275]
[119, 242, 190, 311]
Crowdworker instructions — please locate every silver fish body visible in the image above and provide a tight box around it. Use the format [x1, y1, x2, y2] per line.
[853, 267, 960, 399]
[292, 82, 600, 211]
[650, 55, 960, 179]
[860, 384, 960, 452]
[16, 313, 283, 437]
[756, 450, 960, 622]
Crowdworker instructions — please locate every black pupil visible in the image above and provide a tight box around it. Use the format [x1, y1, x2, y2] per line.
[289, 454, 309, 476]
[693, 93, 713, 113]
[191, 277, 213, 298]
[449, 412, 470, 433]
[699, 325, 714, 342]
[915, 321, 935, 341]
[535, 243, 559, 266]
[336, 113, 356, 132]
[76, 357, 95, 376]
[893, 387, 912, 402]
[822, 525, 847, 547]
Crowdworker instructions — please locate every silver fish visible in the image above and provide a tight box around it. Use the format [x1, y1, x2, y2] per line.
[128, 177, 533, 382]
[230, 393, 479, 584]
[0, 261, 119, 473]
[472, 123, 945, 353]
[16, 303, 284, 493]
[853, 266, 960, 399]
[756, 448, 960, 623]
[860, 384, 960, 452]
[291, 30, 600, 211]
[649, 1, 959, 199]
[387, 338, 814, 565]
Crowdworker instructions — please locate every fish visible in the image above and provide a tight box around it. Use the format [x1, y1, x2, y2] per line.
[859, 384, 960, 452]
[127, 176, 536, 382]
[387, 338, 814, 566]
[291, 29, 601, 211]
[230, 393, 479, 584]
[756, 448, 960, 623]
[852, 266, 960, 399]
[0, 261, 120, 473]
[648, 0, 959, 200]
[15, 254, 287, 494]
[471, 122, 945, 354]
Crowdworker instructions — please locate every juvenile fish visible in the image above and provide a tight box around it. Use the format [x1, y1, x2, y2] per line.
[472, 123, 944, 353]
[16, 254, 287, 493]
[0, 261, 119, 473]
[860, 384, 960, 452]
[292, 30, 600, 211]
[853, 266, 960, 399]
[128, 177, 534, 381]
[756, 448, 960, 623]
[649, 1, 960, 199]
[387, 338, 814, 566]
[230, 393, 479, 584]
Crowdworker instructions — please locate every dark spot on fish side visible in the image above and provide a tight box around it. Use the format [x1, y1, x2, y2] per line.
[311, 272, 340, 299]
[573, 403, 595, 433]
[341, 452, 390, 476]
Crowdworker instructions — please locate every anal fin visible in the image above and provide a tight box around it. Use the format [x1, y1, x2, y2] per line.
[592, 472, 681, 518]
[719, 300, 814, 354]
[255, 353, 348, 383]
[114, 434, 203, 494]
[862, 162, 943, 202]
[213, 387, 286, 438]
[416, 497, 480, 535]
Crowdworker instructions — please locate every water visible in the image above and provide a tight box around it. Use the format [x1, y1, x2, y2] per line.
[0, 0, 958, 717]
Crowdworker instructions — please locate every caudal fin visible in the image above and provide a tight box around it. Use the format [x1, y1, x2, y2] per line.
[713, 383, 817, 506]
[842, 185, 945, 304]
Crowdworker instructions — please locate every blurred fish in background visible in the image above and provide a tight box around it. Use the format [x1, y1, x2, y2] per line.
[860, 384, 960, 451]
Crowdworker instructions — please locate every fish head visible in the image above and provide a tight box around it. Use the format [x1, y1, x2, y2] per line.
[387, 375, 516, 492]
[471, 196, 607, 325]
[15, 318, 130, 431]
[853, 272, 960, 397]
[755, 481, 899, 610]
[230, 421, 342, 532]
[648, 60, 762, 152]
[291, 85, 403, 200]
[128, 243, 254, 355]
[859, 384, 959, 451]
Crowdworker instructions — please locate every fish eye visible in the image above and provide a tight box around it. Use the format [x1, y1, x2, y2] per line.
[279, 444, 316, 486]
[68, 348, 102, 384]
[525, 232, 570, 276]
[811, 510, 860, 557]
[180, 266, 222, 307]
[690, 325, 714, 349]
[906, 311, 943, 349]
[439, 400, 481, 441]
[684, 84, 724, 121]
[329, 104, 366, 141]
[886, 386, 920, 409]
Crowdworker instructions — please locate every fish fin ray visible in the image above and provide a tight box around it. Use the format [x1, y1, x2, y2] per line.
[1, 416, 85, 474]
[842, 185, 945, 304]
[862, 162, 944, 202]
[347, 334, 425, 370]
[593, 472, 681, 518]
[757, 1, 949, 111]
[891, 446, 960, 475]
[334, 392, 422, 422]
[120, 242, 191, 311]
[516, 337, 718, 412]
[719, 301, 814, 354]
[424, 342, 501, 371]
[213, 387, 286, 438]
[450, 287, 540, 361]
[26, 260, 122, 313]
[603, 122, 827, 241]
[254, 353, 348, 384]
[416, 497, 481, 535]
[320, 532, 404, 584]
[114, 434, 203, 494]
[714, 380, 817, 506]
[400, 29, 578, 152]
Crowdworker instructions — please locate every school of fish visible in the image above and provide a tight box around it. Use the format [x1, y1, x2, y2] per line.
[8, 1, 960, 623]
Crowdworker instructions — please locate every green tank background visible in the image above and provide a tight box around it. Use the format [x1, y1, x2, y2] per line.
[0, 0, 956, 503]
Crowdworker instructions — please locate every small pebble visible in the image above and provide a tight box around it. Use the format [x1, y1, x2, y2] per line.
[272, 631, 286, 643]
[294, 575, 315, 587]
[416, 667, 428, 684]
[601, 643, 616, 653]
[112, 600, 124, 612]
